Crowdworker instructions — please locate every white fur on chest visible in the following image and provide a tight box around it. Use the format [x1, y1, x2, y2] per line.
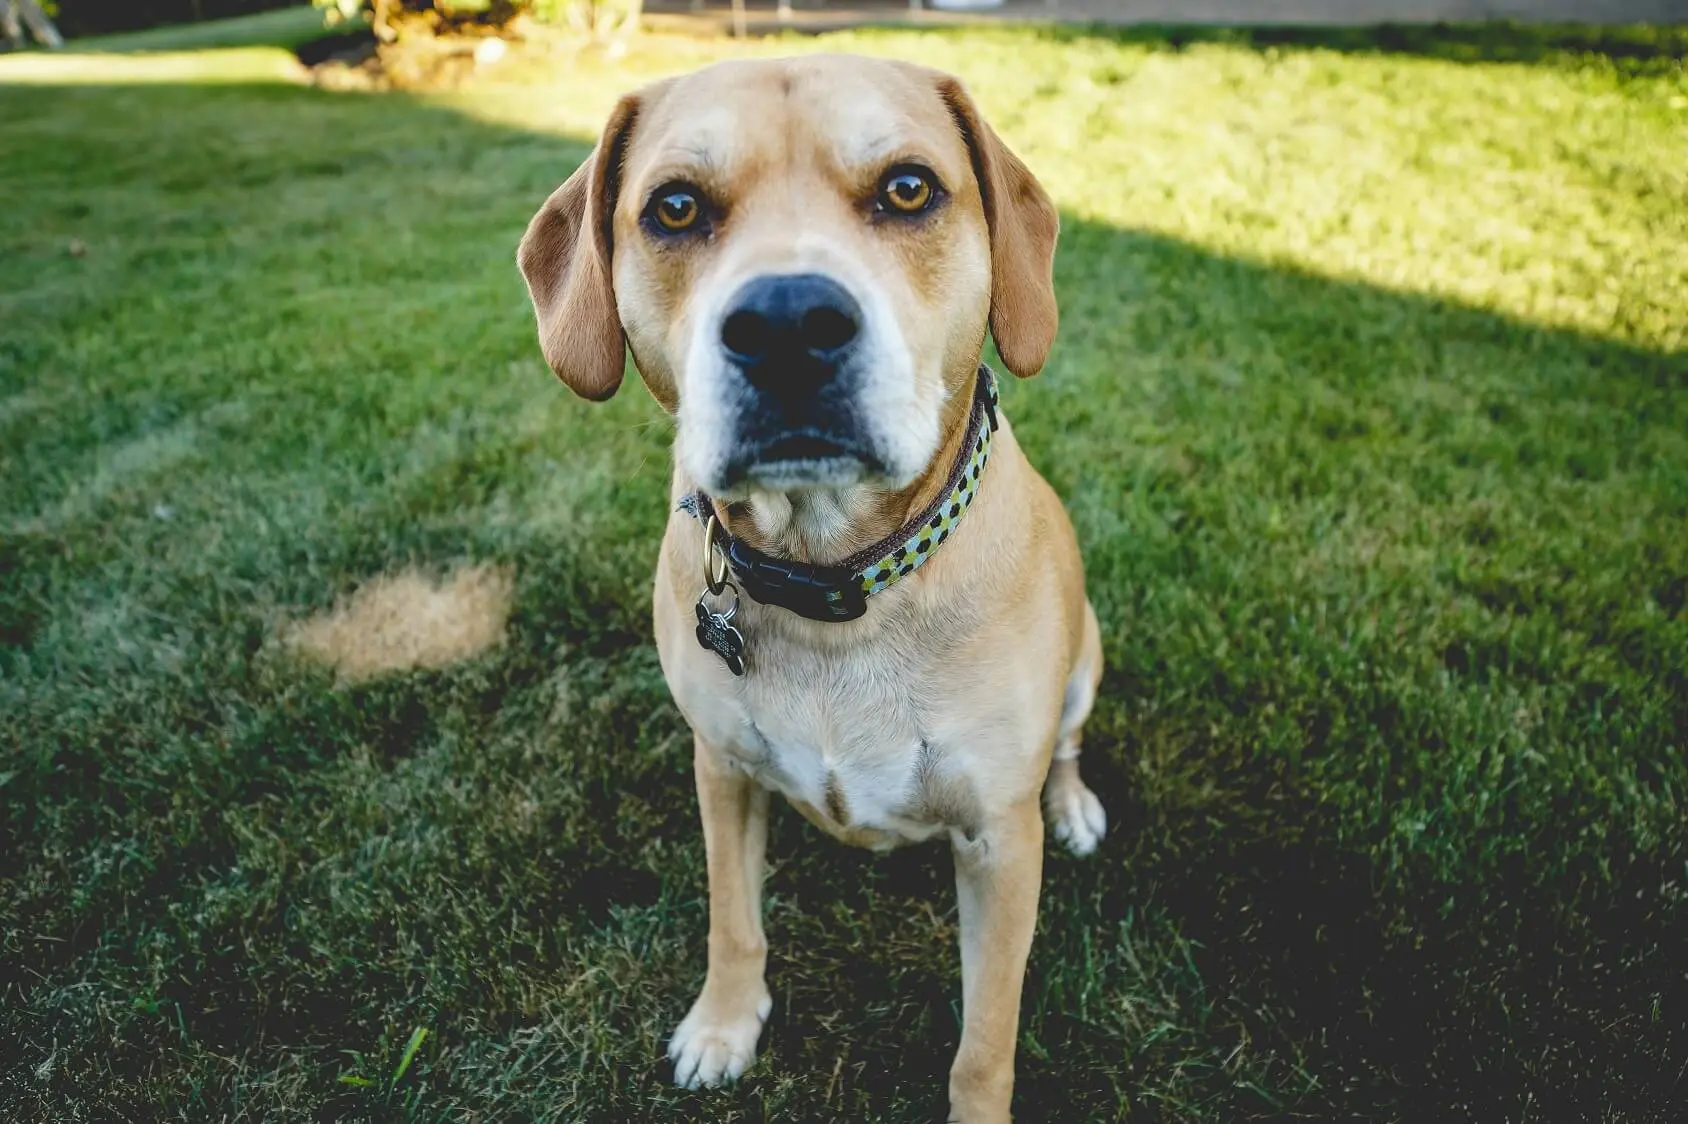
[672, 628, 988, 848]
[742, 727, 944, 847]
[734, 661, 945, 843]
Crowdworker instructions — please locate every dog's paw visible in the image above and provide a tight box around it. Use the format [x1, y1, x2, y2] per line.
[668, 987, 772, 1090]
[1045, 771, 1107, 858]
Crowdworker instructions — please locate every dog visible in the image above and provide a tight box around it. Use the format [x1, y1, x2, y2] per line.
[517, 54, 1106, 1122]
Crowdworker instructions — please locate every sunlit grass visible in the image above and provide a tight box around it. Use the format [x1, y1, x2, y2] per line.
[2, 16, 1684, 1123]
[0, 44, 310, 82]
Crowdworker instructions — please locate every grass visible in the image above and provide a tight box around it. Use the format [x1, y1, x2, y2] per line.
[1, 16, 1685, 1123]
[67, 6, 332, 53]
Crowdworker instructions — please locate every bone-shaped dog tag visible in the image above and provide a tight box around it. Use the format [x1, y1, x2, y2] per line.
[694, 591, 746, 677]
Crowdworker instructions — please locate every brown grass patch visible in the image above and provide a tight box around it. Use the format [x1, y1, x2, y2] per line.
[285, 564, 514, 683]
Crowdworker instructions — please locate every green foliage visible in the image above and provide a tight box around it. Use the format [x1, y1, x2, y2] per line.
[314, 0, 365, 21]
[311, 0, 599, 28]
[1, 18, 1684, 1123]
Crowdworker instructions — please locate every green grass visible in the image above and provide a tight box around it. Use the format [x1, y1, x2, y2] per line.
[2, 18, 1686, 1123]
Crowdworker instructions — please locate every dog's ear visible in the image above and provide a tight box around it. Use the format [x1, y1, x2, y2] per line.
[517, 94, 642, 401]
[938, 78, 1060, 379]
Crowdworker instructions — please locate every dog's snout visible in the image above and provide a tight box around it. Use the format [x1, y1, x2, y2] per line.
[720, 273, 862, 392]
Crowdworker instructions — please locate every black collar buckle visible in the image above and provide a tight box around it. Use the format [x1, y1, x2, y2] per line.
[725, 538, 868, 623]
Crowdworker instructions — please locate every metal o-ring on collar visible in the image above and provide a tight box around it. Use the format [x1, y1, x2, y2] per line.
[702, 513, 731, 596]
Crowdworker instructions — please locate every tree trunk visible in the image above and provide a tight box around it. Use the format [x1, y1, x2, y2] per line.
[1, 3, 23, 49]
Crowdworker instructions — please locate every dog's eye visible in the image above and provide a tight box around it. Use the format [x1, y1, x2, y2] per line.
[655, 192, 701, 231]
[646, 185, 706, 235]
[877, 167, 937, 215]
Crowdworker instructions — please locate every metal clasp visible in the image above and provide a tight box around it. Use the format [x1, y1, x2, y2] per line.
[701, 513, 731, 596]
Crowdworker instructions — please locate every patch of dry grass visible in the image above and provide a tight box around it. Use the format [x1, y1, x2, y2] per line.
[285, 565, 514, 682]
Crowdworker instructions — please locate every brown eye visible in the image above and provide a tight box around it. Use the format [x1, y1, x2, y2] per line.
[879, 169, 936, 214]
[654, 190, 701, 232]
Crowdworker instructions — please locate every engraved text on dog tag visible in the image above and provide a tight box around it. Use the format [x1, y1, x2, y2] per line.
[694, 593, 746, 677]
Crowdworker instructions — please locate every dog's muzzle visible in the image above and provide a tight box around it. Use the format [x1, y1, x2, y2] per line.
[716, 272, 883, 486]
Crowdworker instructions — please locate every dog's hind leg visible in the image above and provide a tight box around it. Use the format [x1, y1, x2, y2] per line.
[1042, 601, 1107, 857]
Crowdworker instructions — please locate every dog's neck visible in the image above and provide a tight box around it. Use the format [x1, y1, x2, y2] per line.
[714, 382, 979, 567]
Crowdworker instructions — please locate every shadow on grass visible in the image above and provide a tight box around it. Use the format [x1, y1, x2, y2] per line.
[0, 68, 1683, 1123]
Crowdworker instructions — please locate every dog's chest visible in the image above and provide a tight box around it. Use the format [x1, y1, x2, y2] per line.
[683, 643, 973, 848]
[751, 731, 942, 849]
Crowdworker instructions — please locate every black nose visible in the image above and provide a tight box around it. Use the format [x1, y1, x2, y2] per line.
[720, 273, 862, 394]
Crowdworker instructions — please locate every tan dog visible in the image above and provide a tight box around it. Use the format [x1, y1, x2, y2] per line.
[518, 54, 1106, 1122]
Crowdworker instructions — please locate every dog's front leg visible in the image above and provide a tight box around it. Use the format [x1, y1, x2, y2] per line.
[948, 798, 1044, 1123]
[668, 735, 772, 1089]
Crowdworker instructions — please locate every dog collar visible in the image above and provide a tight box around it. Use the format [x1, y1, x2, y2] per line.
[682, 365, 999, 626]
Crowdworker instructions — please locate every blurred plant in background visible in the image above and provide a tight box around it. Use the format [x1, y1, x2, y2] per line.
[313, 0, 640, 44]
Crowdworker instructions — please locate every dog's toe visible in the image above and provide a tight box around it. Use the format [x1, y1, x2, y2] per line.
[1048, 782, 1107, 857]
[668, 990, 772, 1089]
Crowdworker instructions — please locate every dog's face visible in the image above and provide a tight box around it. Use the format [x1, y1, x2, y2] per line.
[519, 55, 1058, 499]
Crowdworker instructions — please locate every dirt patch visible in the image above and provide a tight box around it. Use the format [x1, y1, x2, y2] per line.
[285, 564, 514, 682]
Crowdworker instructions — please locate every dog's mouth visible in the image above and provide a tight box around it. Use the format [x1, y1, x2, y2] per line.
[727, 430, 882, 491]
[759, 433, 852, 462]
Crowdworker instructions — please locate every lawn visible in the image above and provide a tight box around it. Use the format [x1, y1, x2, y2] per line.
[1, 15, 1685, 1123]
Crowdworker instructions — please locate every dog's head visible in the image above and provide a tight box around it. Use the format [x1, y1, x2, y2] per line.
[518, 55, 1057, 498]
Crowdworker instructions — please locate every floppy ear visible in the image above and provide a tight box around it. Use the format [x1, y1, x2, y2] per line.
[938, 78, 1060, 379]
[517, 94, 641, 401]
